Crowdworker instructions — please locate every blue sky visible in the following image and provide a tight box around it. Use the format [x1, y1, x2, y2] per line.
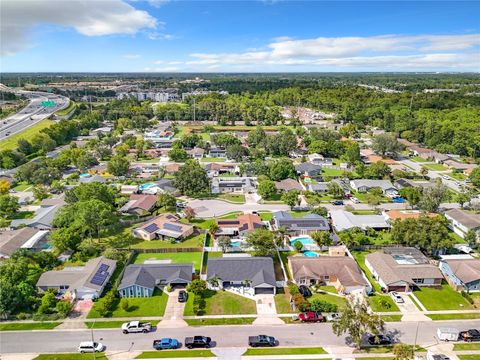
[1, 0, 479, 72]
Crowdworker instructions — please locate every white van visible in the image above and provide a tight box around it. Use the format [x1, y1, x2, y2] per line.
[436, 327, 459, 341]
[78, 341, 105, 353]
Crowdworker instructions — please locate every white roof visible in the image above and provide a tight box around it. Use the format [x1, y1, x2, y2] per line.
[330, 210, 390, 232]
[21, 230, 49, 249]
[439, 254, 474, 260]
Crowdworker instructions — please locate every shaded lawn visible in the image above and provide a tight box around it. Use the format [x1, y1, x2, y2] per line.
[423, 163, 447, 171]
[244, 347, 327, 355]
[380, 314, 403, 322]
[316, 285, 338, 293]
[0, 119, 54, 151]
[201, 251, 222, 274]
[0, 322, 61, 331]
[136, 350, 215, 358]
[351, 250, 382, 293]
[133, 252, 203, 271]
[368, 294, 400, 312]
[309, 293, 347, 309]
[9, 211, 34, 219]
[279, 251, 295, 280]
[428, 313, 480, 321]
[33, 355, 107, 360]
[12, 182, 31, 191]
[413, 284, 473, 310]
[88, 289, 168, 318]
[322, 168, 345, 177]
[184, 290, 257, 316]
[217, 193, 246, 203]
[130, 233, 205, 249]
[273, 253, 285, 281]
[185, 317, 255, 326]
[274, 288, 295, 314]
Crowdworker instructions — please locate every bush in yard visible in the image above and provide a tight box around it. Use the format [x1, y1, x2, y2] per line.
[461, 290, 474, 305]
[288, 282, 299, 296]
[120, 298, 130, 312]
[294, 241, 303, 252]
[97, 290, 117, 317]
[188, 279, 207, 296]
[56, 301, 72, 316]
[310, 298, 338, 313]
[292, 293, 310, 311]
[393, 344, 414, 360]
[193, 295, 206, 316]
[37, 290, 57, 314]
[378, 297, 392, 310]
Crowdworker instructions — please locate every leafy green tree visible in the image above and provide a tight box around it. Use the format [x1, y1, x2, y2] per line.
[173, 160, 210, 197]
[281, 190, 300, 208]
[310, 298, 337, 313]
[328, 182, 345, 199]
[372, 133, 404, 157]
[56, 300, 72, 316]
[469, 167, 480, 187]
[156, 192, 176, 210]
[247, 127, 266, 148]
[268, 159, 296, 181]
[257, 180, 277, 199]
[187, 279, 207, 295]
[247, 228, 277, 256]
[33, 185, 49, 201]
[107, 156, 130, 176]
[418, 180, 447, 212]
[217, 236, 232, 253]
[464, 229, 477, 247]
[343, 142, 361, 165]
[226, 144, 248, 162]
[364, 161, 391, 179]
[0, 195, 19, 217]
[332, 297, 385, 349]
[455, 191, 471, 209]
[37, 290, 58, 314]
[311, 231, 332, 247]
[65, 182, 117, 205]
[311, 206, 328, 217]
[393, 344, 414, 360]
[399, 187, 422, 209]
[168, 148, 189, 162]
[294, 241, 303, 252]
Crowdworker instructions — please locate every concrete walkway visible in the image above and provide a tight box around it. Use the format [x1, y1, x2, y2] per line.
[158, 289, 188, 328]
[397, 293, 431, 322]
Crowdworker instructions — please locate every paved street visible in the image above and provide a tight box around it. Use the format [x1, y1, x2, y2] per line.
[2, 320, 479, 354]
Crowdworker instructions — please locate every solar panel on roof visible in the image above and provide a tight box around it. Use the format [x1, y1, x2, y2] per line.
[144, 223, 159, 233]
[164, 223, 182, 232]
[218, 220, 240, 225]
[91, 264, 110, 286]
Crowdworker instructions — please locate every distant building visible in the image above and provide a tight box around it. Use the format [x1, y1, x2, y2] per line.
[350, 179, 397, 196]
[132, 214, 194, 241]
[275, 179, 303, 192]
[330, 210, 390, 232]
[272, 211, 329, 235]
[211, 177, 255, 194]
[295, 162, 322, 178]
[216, 213, 264, 238]
[439, 255, 480, 292]
[445, 209, 480, 241]
[120, 194, 157, 215]
[0, 228, 49, 259]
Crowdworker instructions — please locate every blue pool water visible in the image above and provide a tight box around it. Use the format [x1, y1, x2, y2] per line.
[303, 251, 319, 257]
[393, 197, 405, 203]
[79, 173, 90, 178]
[231, 241, 242, 247]
[290, 236, 315, 246]
[139, 183, 156, 190]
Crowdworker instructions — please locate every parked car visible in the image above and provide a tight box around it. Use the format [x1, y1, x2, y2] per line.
[427, 353, 450, 360]
[437, 327, 460, 342]
[122, 321, 152, 334]
[326, 313, 341, 322]
[248, 335, 277, 347]
[442, 175, 450, 180]
[299, 311, 325, 323]
[178, 290, 188, 303]
[331, 200, 344, 205]
[298, 285, 312, 297]
[78, 341, 105, 353]
[390, 291, 404, 303]
[459, 329, 480, 342]
[185, 336, 212, 349]
[153, 338, 180, 350]
[367, 334, 393, 346]
[350, 197, 360, 204]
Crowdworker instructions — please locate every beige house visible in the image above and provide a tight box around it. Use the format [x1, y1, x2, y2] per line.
[132, 214, 194, 241]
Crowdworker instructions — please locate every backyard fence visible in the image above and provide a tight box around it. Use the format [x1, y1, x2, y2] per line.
[123, 247, 203, 253]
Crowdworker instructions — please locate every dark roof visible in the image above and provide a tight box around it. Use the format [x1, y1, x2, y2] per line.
[272, 211, 329, 231]
[207, 257, 276, 288]
[295, 162, 321, 173]
[119, 263, 193, 290]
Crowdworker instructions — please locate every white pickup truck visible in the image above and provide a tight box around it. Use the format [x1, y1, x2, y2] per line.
[121, 321, 152, 334]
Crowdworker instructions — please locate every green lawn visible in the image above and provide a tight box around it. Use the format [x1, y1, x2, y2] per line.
[0, 322, 61, 331]
[316, 285, 338, 293]
[274, 288, 295, 314]
[428, 313, 480, 320]
[12, 181, 32, 191]
[55, 100, 76, 116]
[133, 252, 203, 271]
[200, 157, 226, 162]
[380, 314, 403, 322]
[449, 171, 466, 180]
[410, 156, 428, 162]
[243, 347, 327, 355]
[453, 343, 480, 351]
[413, 284, 473, 310]
[217, 193, 246, 204]
[185, 317, 255, 326]
[136, 350, 215, 358]
[130, 233, 205, 249]
[88, 289, 168, 318]
[9, 211, 34, 219]
[33, 354, 107, 360]
[309, 293, 347, 309]
[322, 168, 345, 177]
[0, 119, 54, 151]
[84, 320, 130, 329]
[184, 290, 257, 316]
[279, 251, 295, 280]
[258, 211, 273, 221]
[422, 163, 447, 171]
[180, 218, 215, 230]
[368, 294, 400, 312]
[409, 295, 423, 310]
[350, 250, 381, 293]
[457, 356, 480, 360]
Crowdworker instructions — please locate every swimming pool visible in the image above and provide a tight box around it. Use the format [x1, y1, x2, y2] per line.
[139, 183, 156, 190]
[290, 236, 315, 246]
[231, 241, 242, 248]
[303, 251, 319, 257]
[79, 173, 91, 178]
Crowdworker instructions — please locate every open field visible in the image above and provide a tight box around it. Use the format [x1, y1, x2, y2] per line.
[130, 233, 205, 249]
[368, 294, 400, 312]
[0, 119, 54, 151]
[54, 100, 76, 116]
[422, 163, 448, 171]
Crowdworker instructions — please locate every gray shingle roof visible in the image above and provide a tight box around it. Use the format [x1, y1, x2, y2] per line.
[273, 211, 329, 231]
[119, 263, 193, 290]
[207, 257, 276, 288]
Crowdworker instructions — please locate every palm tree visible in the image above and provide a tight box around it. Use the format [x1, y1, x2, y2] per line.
[208, 276, 220, 288]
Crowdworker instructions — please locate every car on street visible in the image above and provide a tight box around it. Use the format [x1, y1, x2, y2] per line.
[153, 338, 180, 350]
[350, 197, 360, 204]
[185, 336, 212, 349]
[178, 290, 188, 303]
[331, 200, 344, 205]
[458, 329, 480, 342]
[121, 321, 152, 334]
[326, 313, 341, 322]
[78, 341, 105, 353]
[248, 335, 277, 347]
[298, 311, 325, 322]
[367, 334, 393, 346]
[390, 291, 404, 303]
[442, 175, 450, 180]
[298, 285, 312, 297]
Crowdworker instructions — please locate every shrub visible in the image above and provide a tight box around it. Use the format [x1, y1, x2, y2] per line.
[294, 241, 303, 252]
[97, 290, 117, 317]
[310, 298, 338, 313]
[378, 297, 392, 309]
[120, 298, 129, 312]
[192, 295, 206, 316]
[288, 282, 300, 296]
[56, 301, 72, 316]
[461, 290, 474, 305]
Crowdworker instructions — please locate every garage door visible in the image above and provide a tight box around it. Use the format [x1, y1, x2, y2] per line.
[255, 287, 275, 295]
[388, 285, 407, 292]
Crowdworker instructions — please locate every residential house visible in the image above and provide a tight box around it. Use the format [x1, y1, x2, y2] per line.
[205, 162, 238, 177]
[208, 147, 227, 158]
[272, 211, 329, 235]
[295, 162, 322, 178]
[120, 194, 157, 215]
[410, 145, 436, 160]
[444, 160, 477, 175]
[118, 263, 194, 298]
[211, 177, 255, 194]
[120, 185, 140, 194]
[288, 256, 370, 294]
[307, 182, 329, 193]
[164, 163, 180, 175]
[439, 255, 480, 292]
[79, 174, 106, 184]
[144, 129, 174, 143]
[0, 228, 49, 259]
[332, 178, 351, 195]
[308, 154, 333, 166]
[36, 256, 116, 300]
[365, 247, 443, 292]
[189, 147, 205, 160]
[275, 178, 303, 192]
[10, 196, 66, 230]
[216, 213, 264, 238]
[350, 179, 397, 196]
[383, 210, 437, 223]
[394, 178, 414, 189]
[207, 257, 277, 295]
[445, 209, 480, 241]
[132, 214, 194, 241]
[330, 210, 390, 232]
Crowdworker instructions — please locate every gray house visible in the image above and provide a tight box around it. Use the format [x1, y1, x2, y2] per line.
[118, 263, 193, 298]
[439, 256, 480, 292]
[207, 257, 276, 295]
[272, 211, 329, 235]
[295, 162, 322, 178]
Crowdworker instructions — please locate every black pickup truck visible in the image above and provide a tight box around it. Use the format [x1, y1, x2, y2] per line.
[184, 336, 212, 349]
[248, 335, 277, 347]
[459, 329, 480, 342]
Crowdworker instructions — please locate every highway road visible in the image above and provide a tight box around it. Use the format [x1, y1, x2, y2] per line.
[1, 320, 479, 354]
[0, 90, 70, 140]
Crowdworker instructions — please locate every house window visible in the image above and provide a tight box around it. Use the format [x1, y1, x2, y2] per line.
[412, 278, 424, 284]
[129, 288, 134, 297]
[323, 275, 330, 281]
[59, 285, 68, 290]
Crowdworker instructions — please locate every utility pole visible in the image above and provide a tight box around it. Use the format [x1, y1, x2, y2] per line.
[91, 320, 97, 360]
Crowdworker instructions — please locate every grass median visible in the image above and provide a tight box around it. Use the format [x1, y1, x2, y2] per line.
[243, 347, 327, 355]
[0, 322, 61, 331]
[33, 354, 107, 360]
[185, 317, 255, 326]
[136, 350, 215, 358]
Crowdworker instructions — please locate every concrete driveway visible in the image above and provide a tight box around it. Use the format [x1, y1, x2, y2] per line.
[396, 293, 431, 322]
[158, 288, 187, 327]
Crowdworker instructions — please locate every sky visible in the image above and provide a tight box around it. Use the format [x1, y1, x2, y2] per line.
[0, 0, 479, 72]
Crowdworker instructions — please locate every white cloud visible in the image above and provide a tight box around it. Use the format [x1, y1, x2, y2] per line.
[123, 54, 141, 59]
[184, 34, 480, 71]
[147, 32, 176, 40]
[1, 0, 157, 56]
[147, 0, 170, 8]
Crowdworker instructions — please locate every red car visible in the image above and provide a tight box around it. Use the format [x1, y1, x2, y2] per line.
[298, 311, 325, 322]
